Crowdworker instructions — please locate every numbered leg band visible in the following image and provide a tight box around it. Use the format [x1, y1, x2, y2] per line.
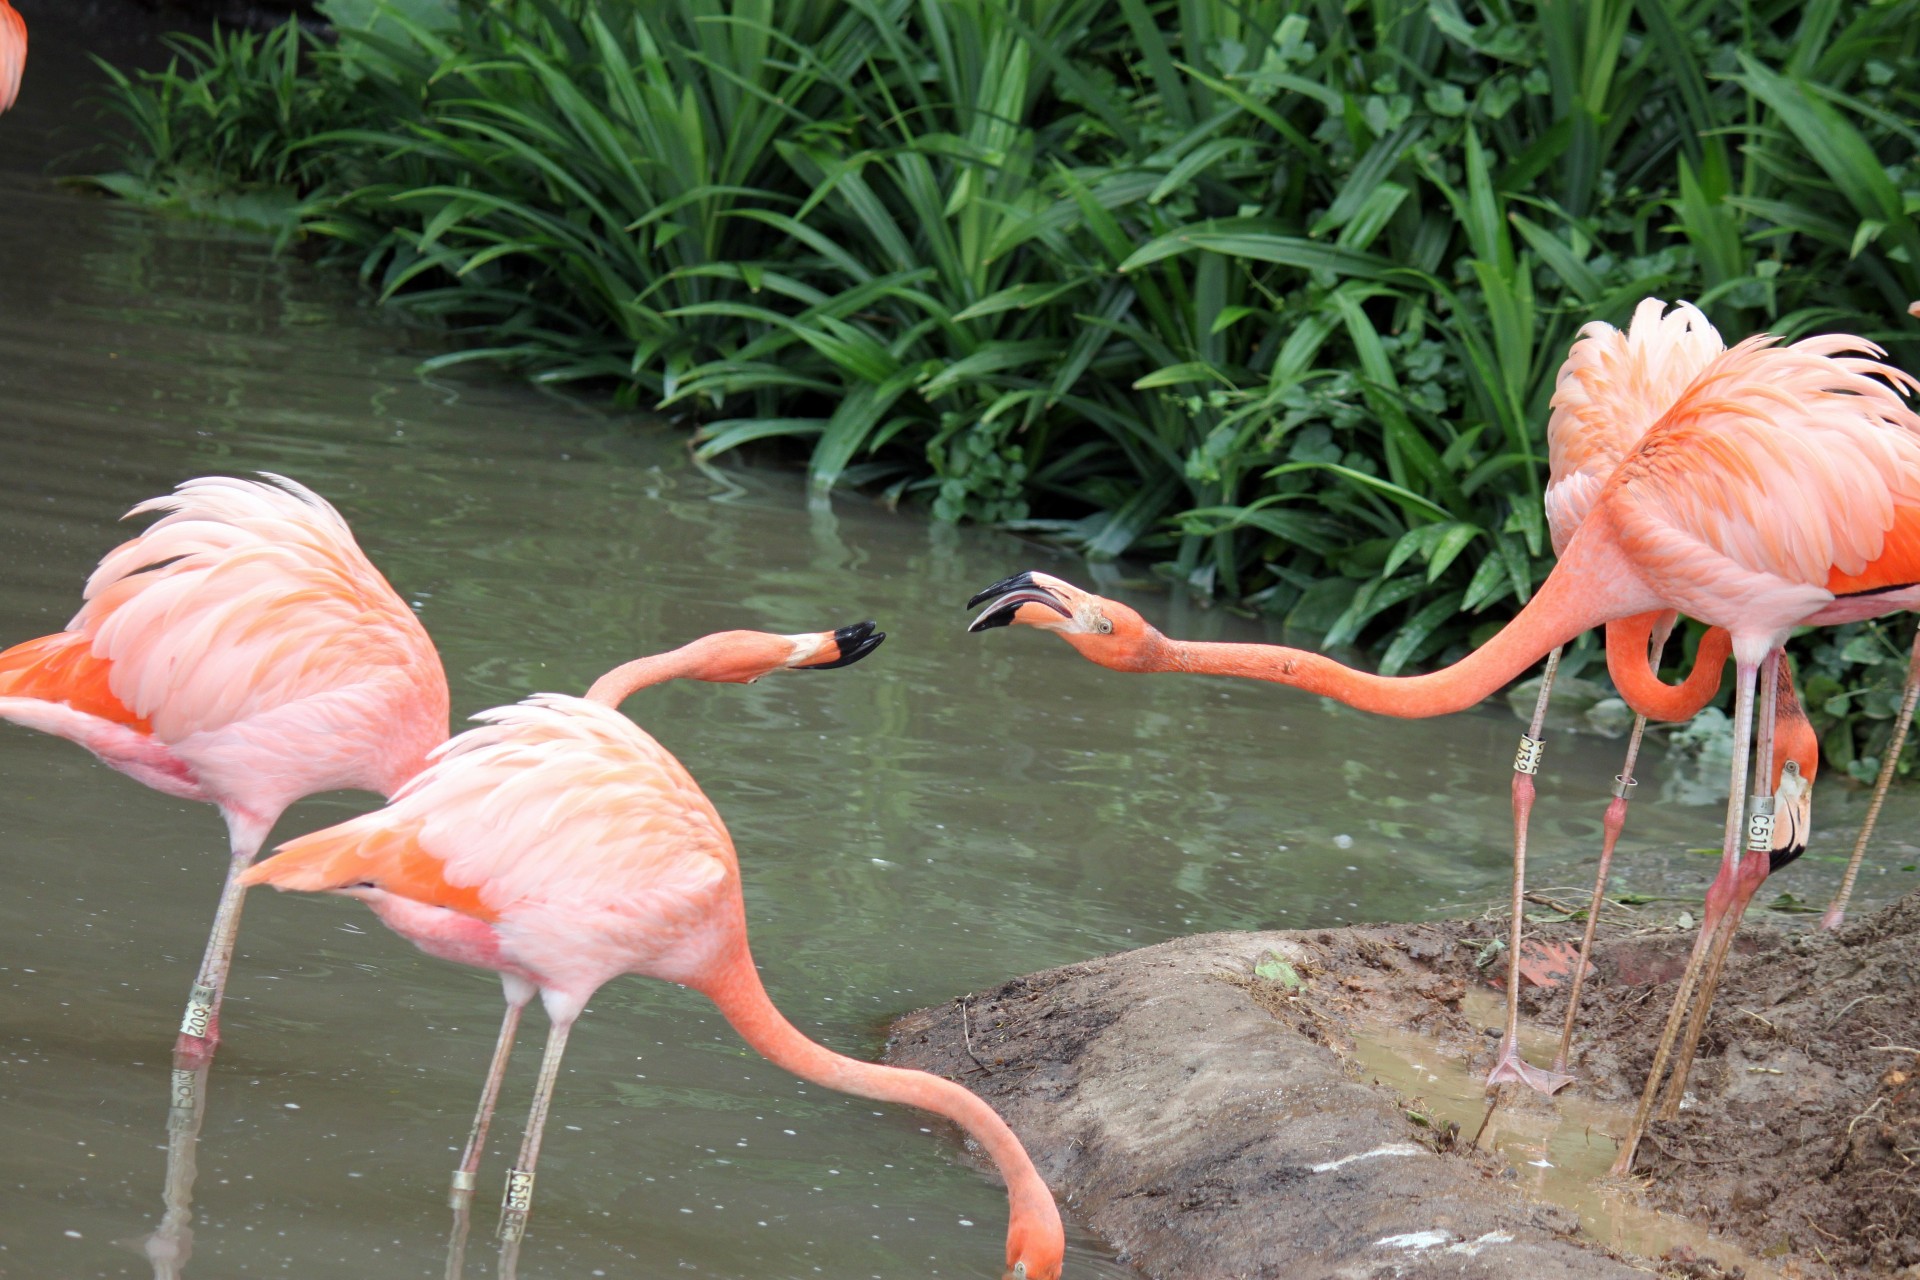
[180, 984, 218, 1039]
[502, 1168, 535, 1214]
[167, 1069, 198, 1127]
[1745, 797, 1777, 852]
[450, 1170, 477, 1194]
[1513, 735, 1544, 776]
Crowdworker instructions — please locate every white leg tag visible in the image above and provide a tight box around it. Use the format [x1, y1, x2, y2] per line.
[180, 984, 217, 1039]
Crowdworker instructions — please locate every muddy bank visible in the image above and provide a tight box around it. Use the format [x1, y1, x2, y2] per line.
[885, 896, 1920, 1279]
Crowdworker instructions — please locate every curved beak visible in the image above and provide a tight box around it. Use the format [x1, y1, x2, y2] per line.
[795, 619, 886, 670]
[966, 572, 1071, 632]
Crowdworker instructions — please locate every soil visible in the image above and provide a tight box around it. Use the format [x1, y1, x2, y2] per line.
[882, 892, 1920, 1279]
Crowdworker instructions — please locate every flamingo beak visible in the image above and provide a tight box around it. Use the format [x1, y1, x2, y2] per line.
[966, 572, 1072, 632]
[795, 620, 886, 670]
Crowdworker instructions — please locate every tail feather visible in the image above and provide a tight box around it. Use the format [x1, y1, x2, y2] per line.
[244, 821, 499, 922]
[0, 633, 149, 732]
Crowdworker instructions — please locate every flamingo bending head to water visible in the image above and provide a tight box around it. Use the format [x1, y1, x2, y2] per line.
[241, 626, 1067, 1280]
[0, 474, 448, 1068]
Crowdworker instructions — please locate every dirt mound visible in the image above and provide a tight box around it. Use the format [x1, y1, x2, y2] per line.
[1563, 894, 1920, 1274]
[884, 893, 1920, 1278]
[886, 925, 1643, 1279]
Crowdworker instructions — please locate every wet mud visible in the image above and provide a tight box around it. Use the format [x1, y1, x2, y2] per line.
[884, 893, 1920, 1278]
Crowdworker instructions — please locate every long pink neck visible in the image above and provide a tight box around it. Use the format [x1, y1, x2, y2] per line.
[586, 636, 736, 707]
[1605, 613, 1732, 720]
[697, 937, 1062, 1266]
[1098, 530, 1655, 718]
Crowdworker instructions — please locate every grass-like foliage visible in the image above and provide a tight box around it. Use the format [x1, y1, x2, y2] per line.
[92, 0, 1920, 770]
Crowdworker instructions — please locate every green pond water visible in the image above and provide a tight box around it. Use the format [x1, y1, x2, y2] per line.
[1, 8, 1915, 1278]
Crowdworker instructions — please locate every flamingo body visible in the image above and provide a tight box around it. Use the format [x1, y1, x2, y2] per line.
[1547, 298, 1728, 553]
[0, 475, 447, 820]
[0, 1, 24, 115]
[0, 474, 449, 1060]
[242, 629, 1062, 1279]
[259, 695, 732, 1018]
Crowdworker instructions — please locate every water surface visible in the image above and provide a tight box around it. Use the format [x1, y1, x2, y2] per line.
[2, 9, 1916, 1277]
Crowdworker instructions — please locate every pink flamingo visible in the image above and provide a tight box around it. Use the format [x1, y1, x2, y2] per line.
[240, 629, 1066, 1280]
[1531, 301, 1910, 1077]
[1503, 298, 1736, 1094]
[0, 475, 449, 1069]
[967, 328, 1920, 1170]
[0, 1, 23, 115]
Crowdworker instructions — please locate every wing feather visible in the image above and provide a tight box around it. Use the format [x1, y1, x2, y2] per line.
[247, 695, 736, 948]
[1606, 335, 1920, 605]
[70, 474, 443, 745]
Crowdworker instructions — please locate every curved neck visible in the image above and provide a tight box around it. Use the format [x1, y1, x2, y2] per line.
[1773, 654, 1818, 782]
[1605, 615, 1731, 720]
[585, 637, 723, 707]
[1116, 533, 1654, 718]
[696, 937, 1062, 1268]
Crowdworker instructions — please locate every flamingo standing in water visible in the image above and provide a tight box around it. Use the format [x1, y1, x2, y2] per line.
[0, 475, 449, 1069]
[967, 329, 1920, 1170]
[240, 626, 1066, 1280]
[0, 1, 24, 115]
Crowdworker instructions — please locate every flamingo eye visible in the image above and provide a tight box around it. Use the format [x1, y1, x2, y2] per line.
[1093, 614, 1113, 635]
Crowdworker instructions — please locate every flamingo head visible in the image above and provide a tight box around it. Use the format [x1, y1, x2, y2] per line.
[698, 621, 888, 683]
[966, 570, 1157, 670]
[1767, 755, 1815, 874]
[1003, 1193, 1067, 1280]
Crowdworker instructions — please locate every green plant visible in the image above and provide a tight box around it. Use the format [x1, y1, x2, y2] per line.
[87, 0, 1920, 763]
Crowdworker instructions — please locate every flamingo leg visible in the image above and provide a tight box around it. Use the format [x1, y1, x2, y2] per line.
[451, 979, 534, 1207]
[1823, 626, 1920, 931]
[1551, 714, 1647, 1074]
[144, 1060, 211, 1280]
[1552, 613, 1674, 1074]
[1658, 852, 1770, 1121]
[1611, 655, 1759, 1177]
[1486, 647, 1575, 1095]
[1656, 649, 1781, 1119]
[496, 1015, 576, 1246]
[174, 811, 275, 1070]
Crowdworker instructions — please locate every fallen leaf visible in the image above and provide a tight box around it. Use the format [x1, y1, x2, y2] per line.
[1254, 952, 1305, 990]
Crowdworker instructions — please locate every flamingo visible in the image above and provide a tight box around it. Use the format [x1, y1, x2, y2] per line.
[1529, 300, 1920, 1078]
[0, 474, 449, 1070]
[966, 328, 1920, 1171]
[239, 628, 1066, 1280]
[138, 622, 890, 1280]
[0, 0, 23, 115]
[1504, 298, 1735, 1095]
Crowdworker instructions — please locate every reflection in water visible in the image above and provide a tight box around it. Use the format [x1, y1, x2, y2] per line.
[2, 8, 1917, 1279]
[145, 1061, 208, 1278]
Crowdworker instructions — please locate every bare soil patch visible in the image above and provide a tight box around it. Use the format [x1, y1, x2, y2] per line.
[883, 892, 1920, 1278]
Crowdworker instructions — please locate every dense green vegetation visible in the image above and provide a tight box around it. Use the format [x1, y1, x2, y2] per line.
[92, 0, 1920, 778]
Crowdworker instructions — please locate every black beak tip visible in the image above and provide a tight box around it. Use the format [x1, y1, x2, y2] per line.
[803, 621, 885, 671]
[965, 571, 1036, 611]
[967, 605, 1017, 633]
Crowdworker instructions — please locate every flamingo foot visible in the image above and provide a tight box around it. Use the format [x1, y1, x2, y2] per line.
[1485, 1038, 1574, 1095]
[1820, 906, 1846, 932]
